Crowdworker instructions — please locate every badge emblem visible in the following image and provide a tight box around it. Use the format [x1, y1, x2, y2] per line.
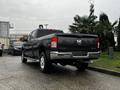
[77, 40, 82, 45]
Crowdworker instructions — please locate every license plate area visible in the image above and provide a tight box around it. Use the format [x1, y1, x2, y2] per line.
[72, 51, 87, 56]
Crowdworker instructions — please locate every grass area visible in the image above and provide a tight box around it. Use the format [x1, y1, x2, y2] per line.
[90, 52, 120, 72]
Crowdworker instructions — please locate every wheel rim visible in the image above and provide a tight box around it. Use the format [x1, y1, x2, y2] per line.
[40, 56, 45, 69]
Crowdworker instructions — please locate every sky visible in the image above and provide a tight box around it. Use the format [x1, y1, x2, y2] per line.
[0, 0, 120, 34]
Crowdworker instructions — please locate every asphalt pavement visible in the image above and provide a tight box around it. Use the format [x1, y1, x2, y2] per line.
[0, 55, 120, 90]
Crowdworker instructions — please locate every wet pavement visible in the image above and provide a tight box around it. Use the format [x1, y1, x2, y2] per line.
[0, 55, 120, 90]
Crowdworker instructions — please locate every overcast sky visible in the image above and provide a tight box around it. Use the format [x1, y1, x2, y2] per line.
[0, 0, 120, 34]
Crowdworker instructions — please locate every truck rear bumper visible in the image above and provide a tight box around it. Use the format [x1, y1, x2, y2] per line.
[50, 51, 100, 60]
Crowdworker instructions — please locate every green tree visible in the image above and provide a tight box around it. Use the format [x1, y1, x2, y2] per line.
[19, 35, 28, 42]
[95, 13, 117, 50]
[116, 18, 120, 50]
[69, 3, 97, 34]
[69, 15, 93, 33]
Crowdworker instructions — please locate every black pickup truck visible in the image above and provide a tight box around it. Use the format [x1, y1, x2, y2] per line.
[21, 29, 100, 73]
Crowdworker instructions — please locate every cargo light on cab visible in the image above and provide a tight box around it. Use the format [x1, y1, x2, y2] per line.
[51, 37, 58, 48]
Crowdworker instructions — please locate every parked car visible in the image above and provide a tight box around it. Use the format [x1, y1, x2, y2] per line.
[8, 41, 24, 56]
[21, 29, 100, 73]
[0, 43, 4, 56]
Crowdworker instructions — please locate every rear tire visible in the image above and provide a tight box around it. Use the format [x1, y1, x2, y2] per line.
[76, 63, 88, 71]
[39, 52, 51, 73]
[21, 51, 27, 63]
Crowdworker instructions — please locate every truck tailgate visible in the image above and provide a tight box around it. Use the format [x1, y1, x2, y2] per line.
[57, 34, 98, 52]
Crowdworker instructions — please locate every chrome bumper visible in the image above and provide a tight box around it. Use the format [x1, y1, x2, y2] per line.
[50, 51, 100, 60]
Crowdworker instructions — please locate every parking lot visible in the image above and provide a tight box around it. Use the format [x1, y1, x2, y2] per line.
[0, 55, 120, 90]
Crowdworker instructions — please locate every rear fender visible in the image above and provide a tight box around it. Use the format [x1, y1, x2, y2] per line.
[39, 46, 50, 61]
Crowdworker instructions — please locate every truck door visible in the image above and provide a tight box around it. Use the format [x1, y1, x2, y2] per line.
[24, 33, 34, 57]
[30, 30, 38, 58]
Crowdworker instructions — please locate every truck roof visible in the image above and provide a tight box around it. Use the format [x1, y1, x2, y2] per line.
[35, 29, 63, 37]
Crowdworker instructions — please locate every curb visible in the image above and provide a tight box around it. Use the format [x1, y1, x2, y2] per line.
[87, 67, 120, 77]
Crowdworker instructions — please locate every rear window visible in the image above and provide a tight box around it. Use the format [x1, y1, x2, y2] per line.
[37, 29, 63, 37]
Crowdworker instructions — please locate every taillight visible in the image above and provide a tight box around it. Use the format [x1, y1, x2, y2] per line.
[97, 38, 100, 49]
[51, 37, 58, 48]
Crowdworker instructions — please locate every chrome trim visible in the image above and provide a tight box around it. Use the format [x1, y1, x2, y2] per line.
[50, 52, 72, 55]
[50, 51, 100, 60]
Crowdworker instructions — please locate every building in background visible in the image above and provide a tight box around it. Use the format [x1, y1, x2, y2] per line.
[9, 33, 28, 45]
[0, 21, 10, 49]
[0, 21, 10, 37]
[10, 34, 28, 41]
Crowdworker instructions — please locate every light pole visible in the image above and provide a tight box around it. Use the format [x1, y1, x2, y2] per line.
[44, 24, 48, 29]
[88, 0, 95, 17]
